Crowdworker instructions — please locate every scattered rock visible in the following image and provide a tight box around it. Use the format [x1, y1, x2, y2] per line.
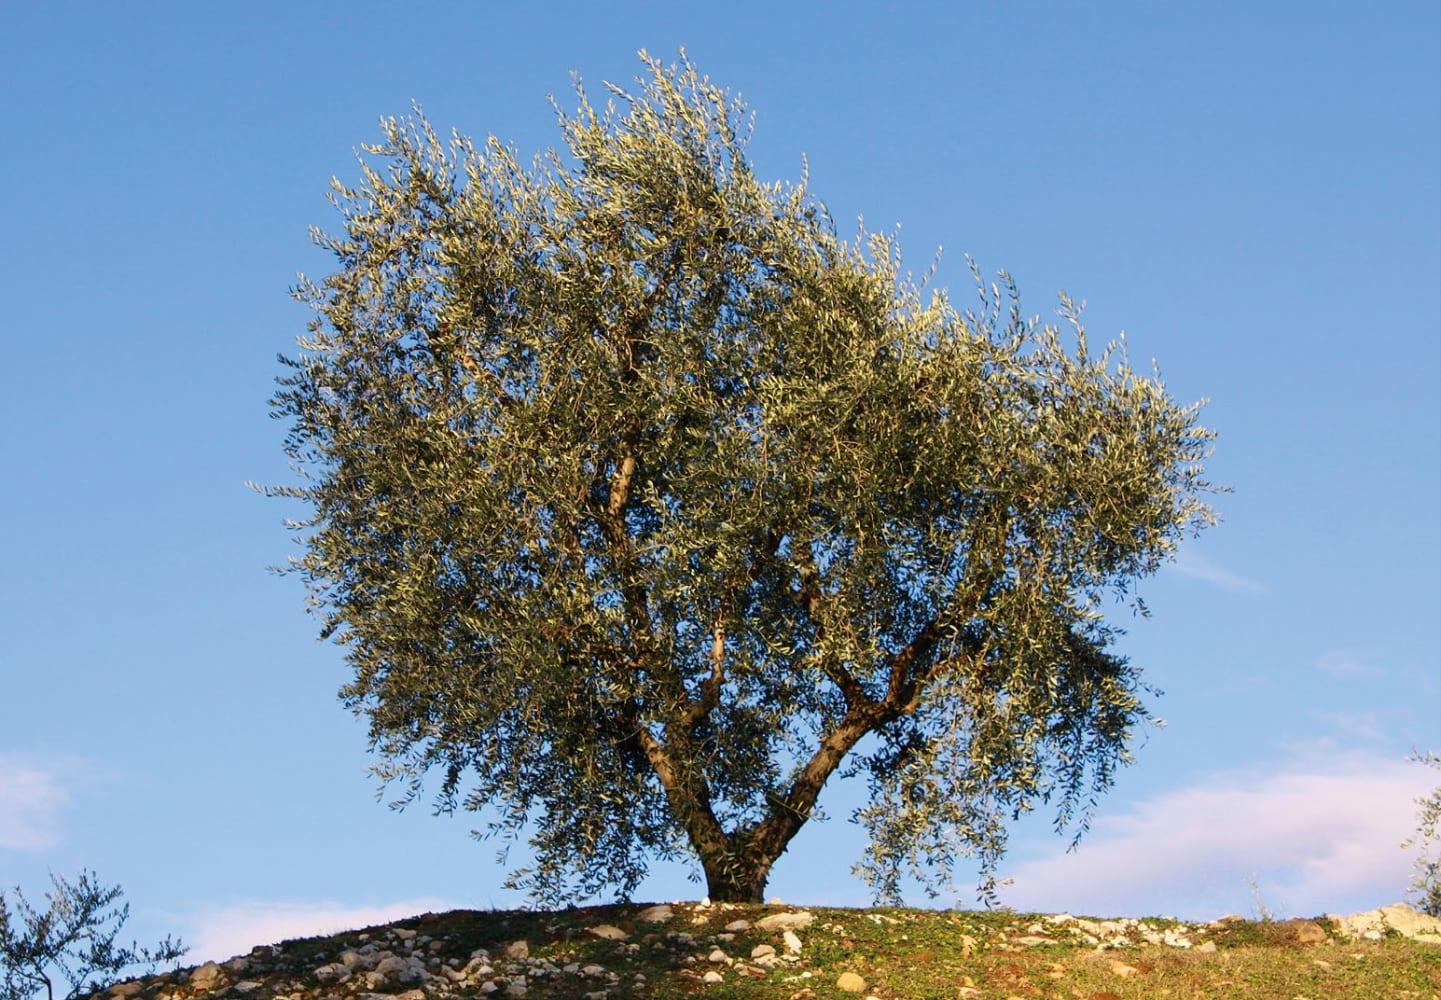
[504, 940, 529, 959]
[587, 924, 629, 941]
[373, 956, 407, 977]
[1281, 919, 1328, 945]
[724, 919, 751, 932]
[751, 944, 776, 959]
[702, 970, 724, 984]
[1012, 935, 1054, 947]
[189, 963, 226, 990]
[782, 929, 803, 954]
[635, 905, 673, 923]
[1107, 960, 1140, 978]
[109, 984, 143, 999]
[1325, 903, 1441, 943]
[755, 910, 815, 932]
[313, 964, 350, 984]
[1196, 940, 1218, 954]
[835, 971, 867, 993]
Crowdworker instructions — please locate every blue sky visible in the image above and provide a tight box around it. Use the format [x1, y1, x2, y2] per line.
[2, 1, 1437, 963]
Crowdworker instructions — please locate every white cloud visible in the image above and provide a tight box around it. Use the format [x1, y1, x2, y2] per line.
[1315, 650, 1383, 679]
[1313, 710, 1389, 745]
[0, 752, 72, 850]
[1165, 549, 1265, 594]
[185, 898, 458, 963]
[1000, 751, 1434, 920]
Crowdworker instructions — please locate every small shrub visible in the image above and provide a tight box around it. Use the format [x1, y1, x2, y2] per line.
[0, 870, 186, 1000]
[1403, 750, 1441, 916]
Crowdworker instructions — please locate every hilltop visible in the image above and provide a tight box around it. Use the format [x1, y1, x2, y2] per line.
[105, 901, 1440, 1000]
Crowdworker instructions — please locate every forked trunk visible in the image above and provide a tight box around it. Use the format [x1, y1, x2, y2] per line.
[702, 853, 773, 903]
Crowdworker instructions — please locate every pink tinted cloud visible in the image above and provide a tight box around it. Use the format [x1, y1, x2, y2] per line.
[185, 898, 458, 963]
[999, 752, 1433, 919]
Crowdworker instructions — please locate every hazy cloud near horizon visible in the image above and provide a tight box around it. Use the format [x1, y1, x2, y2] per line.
[183, 898, 459, 964]
[999, 750, 1434, 920]
[0, 751, 74, 851]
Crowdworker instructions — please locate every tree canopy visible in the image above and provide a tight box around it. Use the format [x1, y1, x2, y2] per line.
[268, 51, 1219, 904]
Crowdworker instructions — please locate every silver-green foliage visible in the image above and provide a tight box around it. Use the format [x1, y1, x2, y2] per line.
[268, 51, 1220, 905]
[1405, 751, 1441, 917]
[0, 871, 186, 1000]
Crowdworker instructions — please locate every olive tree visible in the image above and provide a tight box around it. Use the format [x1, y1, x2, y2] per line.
[267, 52, 1219, 905]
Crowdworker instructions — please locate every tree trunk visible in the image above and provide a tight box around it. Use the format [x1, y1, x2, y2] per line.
[702, 853, 773, 903]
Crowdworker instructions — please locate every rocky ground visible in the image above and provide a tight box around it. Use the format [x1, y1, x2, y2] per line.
[100, 901, 1441, 999]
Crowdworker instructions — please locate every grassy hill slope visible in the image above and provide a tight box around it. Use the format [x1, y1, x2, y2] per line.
[118, 902, 1440, 1000]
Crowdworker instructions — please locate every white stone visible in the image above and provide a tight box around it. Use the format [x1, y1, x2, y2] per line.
[636, 905, 674, 923]
[373, 957, 407, 977]
[588, 924, 629, 941]
[314, 965, 350, 984]
[782, 929, 802, 954]
[755, 911, 815, 932]
[1325, 903, 1441, 942]
[702, 970, 723, 983]
[189, 963, 226, 990]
